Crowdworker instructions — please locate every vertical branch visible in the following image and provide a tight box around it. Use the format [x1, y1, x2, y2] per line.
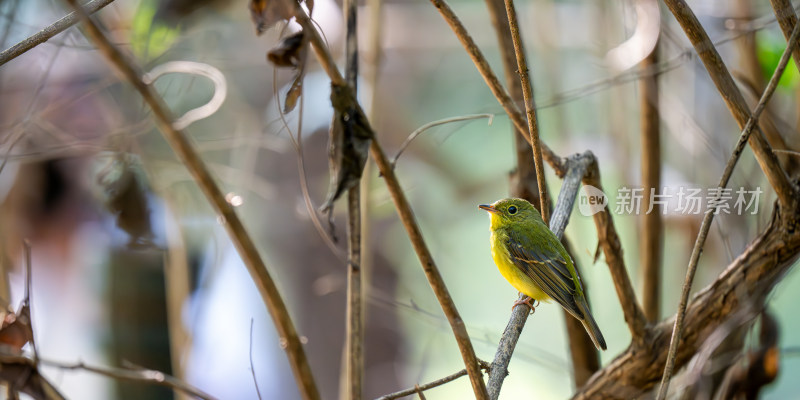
[483, 0, 599, 386]
[63, 2, 321, 399]
[656, 19, 800, 400]
[290, 6, 488, 398]
[342, 0, 364, 397]
[503, 0, 549, 224]
[662, 0, 797, 209]
[640, 44, 662, 322]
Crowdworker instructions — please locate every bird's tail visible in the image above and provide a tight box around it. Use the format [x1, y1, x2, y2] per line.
[577, 297, 607, 351]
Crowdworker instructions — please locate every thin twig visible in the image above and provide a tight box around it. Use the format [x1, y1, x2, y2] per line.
[640, 43, 662, 322]
[249, 320, 263, 400]
[503, 0, 549, 224]
[289, 5, 488, 398]
[342, 0, 364, 397]
[655, 16, 800, 400]
[376, 362, 490, 400]
[428, 0, 564, 175]
[62, 2, 321, 399]
[390, 114, 494, 168]
[21, 240, 37, 364]
[0, 0, 116, 67]
[38, 357, 217, 400]
[663, 0, 798, 210]
[486, 152, 592, 399]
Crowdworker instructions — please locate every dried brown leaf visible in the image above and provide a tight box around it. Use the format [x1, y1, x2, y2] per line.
[319, 83, 373, 216]
[268, 31, 305, 68]
[0, 306, 33, 354]
[284, 74, 303, 113]
[249, 0, 293, 35]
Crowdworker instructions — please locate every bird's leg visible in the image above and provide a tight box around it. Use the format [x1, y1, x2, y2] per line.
[512, 294, 537, 314]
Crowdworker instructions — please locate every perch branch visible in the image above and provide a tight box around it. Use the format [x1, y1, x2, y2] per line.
[428, 0, 564, 175]
[63, 2, 321, 399]
[486, 152, 592, 399]
[662, 0, 798, 209]
[290, 5, 488, 398]
[655, 16, 800, 400]
[0, 0, 116, 67]
[503, 0, 549, 224]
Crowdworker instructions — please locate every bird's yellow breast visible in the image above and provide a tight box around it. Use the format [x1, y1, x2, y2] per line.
[489, 230, 550, 301]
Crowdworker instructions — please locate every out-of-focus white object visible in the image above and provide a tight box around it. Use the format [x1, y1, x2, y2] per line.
[143, 61, 227, 130]
[605, 0, 660, 72]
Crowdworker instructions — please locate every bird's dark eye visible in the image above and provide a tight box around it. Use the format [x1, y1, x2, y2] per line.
[508, 205, 518, 215]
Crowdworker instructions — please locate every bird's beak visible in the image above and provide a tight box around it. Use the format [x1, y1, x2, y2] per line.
[479, 204, 499, 214]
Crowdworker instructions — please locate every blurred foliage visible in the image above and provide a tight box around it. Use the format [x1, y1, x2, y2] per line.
[756, 29, 800, 90]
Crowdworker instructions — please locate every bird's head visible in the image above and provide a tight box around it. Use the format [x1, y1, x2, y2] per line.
[479, 198, 542, 229]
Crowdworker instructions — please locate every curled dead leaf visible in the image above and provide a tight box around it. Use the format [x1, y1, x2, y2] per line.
[249, 0, 293, 35]
[319, 83, 374, 221]
[268, 31, 305, 68]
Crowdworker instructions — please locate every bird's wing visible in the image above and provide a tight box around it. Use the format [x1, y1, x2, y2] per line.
[504, 227, 582, 318]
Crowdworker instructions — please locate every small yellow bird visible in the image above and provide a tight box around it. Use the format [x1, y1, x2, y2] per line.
[479, 198, 607, 351]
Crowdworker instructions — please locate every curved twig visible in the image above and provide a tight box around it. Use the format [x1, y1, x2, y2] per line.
[390, 113, 494, 167]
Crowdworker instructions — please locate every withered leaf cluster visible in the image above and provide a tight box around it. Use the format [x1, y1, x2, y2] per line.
[320, 83, 373, 215]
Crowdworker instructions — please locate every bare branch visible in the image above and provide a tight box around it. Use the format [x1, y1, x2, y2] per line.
[376, 362, 490, 400]
[503, 0, 549, 224]
[640, 44, 663, 323]
[62, 2, 321, 398]
[656, 17, 800, 400]
[39, 357, 217, 400]
[289, 5, 488, 398]
[662, 0, 798, 209]
[0, 0, 116, 67]
[342, 0, 364, 397]
[428, 0, 564, 175]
